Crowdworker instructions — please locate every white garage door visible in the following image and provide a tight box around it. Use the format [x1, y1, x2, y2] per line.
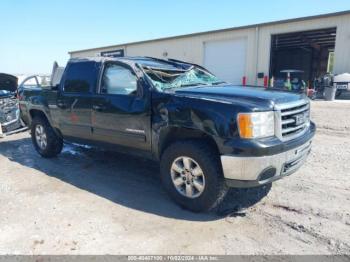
[204, 38, 247, 85]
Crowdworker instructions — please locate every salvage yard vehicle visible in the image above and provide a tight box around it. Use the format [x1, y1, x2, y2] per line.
[333, 73, 350, 97]
[0, 73, 26, 137]
[19, 57, 316, 212]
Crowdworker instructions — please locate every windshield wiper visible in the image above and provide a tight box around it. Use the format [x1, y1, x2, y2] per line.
[180, 83, 209, 87]
[162, 82, 207, 91]
[179, 81, 224, 88]
[212, 81, 226, 85]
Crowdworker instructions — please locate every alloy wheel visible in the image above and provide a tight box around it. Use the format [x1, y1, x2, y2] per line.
[35, 124, 47, 150]
[170, 156, 206, 198]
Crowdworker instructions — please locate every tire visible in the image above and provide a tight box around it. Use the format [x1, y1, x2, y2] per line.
[160, 140, 228, 212]
[31, 117, 63, 158]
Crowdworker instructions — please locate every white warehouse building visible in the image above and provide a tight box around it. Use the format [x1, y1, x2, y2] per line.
[69, 11, 350, 87]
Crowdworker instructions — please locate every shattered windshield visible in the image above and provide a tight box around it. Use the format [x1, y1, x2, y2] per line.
[143, 65, 224, 91]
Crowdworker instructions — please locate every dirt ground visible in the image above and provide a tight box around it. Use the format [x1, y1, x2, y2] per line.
[0, 100, 349, 255]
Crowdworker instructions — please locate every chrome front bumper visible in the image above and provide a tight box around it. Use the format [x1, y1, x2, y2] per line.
[221, 139, 312, 187]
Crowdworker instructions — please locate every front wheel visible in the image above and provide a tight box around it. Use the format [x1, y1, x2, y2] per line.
[31, 117, 63, 158]
[160, 140, 228, 212]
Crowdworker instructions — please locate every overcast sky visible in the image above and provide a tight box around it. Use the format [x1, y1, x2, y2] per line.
[1, 0, 349, 75]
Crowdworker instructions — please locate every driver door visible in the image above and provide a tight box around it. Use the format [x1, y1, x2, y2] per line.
[91, 62, 151, 152]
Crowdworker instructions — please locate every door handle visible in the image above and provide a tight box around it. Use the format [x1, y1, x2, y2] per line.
[57, 101, 67, 109]
[93, 105, 106, 111]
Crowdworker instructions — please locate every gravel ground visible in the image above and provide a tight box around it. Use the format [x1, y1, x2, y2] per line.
[0, 100, 349, 255]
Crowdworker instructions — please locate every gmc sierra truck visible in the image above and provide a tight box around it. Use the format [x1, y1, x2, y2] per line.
[20, 57, 316, 212]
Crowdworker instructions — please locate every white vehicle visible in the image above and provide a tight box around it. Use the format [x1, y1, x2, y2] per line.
[333, 73, 350, 97]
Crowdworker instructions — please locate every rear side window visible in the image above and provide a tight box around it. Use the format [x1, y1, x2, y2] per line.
[63, 61, 99, 93]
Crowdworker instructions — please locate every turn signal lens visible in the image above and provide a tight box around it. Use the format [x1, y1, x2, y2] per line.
[237, 114, 253, 138]
[237, 112, 275, 139]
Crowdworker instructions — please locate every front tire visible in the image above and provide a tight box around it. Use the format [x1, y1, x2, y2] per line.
[160, 140, 228, 212]
[31, 117, 63, 158]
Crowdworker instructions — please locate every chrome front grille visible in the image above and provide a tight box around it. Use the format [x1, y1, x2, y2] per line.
[275, 99, 310, 141]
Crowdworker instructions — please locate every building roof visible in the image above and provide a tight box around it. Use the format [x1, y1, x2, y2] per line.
[69, 10, 350, 55]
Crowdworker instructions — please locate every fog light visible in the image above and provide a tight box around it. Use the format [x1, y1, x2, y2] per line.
[259, 167, 276, 181]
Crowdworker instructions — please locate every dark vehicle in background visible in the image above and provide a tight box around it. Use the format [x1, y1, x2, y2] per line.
[20, 57, 316, 212]
[0, 73, 24, 136]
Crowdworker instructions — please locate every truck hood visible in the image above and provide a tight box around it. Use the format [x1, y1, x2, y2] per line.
[174, 85, 306, 110]
[0, 73, 18, 96]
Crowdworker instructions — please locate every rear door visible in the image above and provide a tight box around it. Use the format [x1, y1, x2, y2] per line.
[56, 60, 100, 141]
[91, 62, 151, 152]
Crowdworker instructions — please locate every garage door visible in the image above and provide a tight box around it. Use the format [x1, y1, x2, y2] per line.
[204, 38, 247, 85]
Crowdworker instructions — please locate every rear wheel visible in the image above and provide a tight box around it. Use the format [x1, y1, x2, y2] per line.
[160, 140, 228, 212]
[31, 117, 63, 158]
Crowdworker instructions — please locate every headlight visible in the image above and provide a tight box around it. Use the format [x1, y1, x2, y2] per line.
[237, 111, 275, 139]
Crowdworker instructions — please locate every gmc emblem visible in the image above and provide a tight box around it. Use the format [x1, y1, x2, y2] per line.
[294, 113, 306, 125]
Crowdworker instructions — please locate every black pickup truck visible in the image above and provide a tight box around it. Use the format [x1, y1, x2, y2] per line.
[20, 57, 315, 212]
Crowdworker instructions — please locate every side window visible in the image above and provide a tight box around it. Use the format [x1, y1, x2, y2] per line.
[63, 61, 99, 93]
[101, 64, 137, 95]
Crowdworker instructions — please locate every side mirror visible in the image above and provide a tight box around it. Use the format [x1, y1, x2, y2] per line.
[51, 84, 59, 91]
